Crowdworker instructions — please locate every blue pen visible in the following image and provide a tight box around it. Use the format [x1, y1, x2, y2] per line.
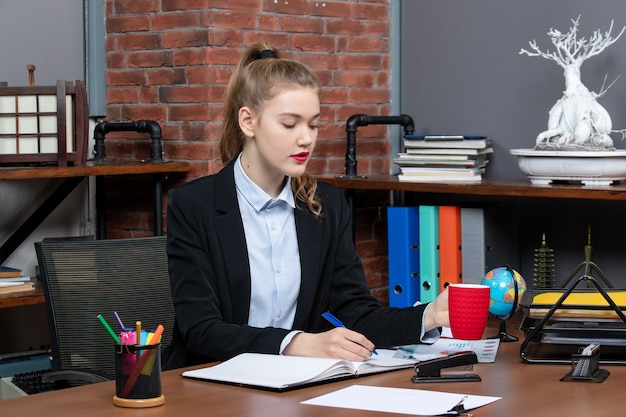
[322, 312, 378, 355]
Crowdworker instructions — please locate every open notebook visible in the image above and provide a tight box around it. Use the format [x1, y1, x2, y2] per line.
[182, 352, 416, 392]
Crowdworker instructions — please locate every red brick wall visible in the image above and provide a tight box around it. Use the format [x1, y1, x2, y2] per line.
[103, 0, 392, 302]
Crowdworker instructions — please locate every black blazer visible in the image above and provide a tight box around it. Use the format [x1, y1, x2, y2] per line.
[163, 161, 427, 369]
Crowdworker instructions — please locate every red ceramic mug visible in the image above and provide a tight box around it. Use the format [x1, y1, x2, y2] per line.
[448, 283, 490, 340]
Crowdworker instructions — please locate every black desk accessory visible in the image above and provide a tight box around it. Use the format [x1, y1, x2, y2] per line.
[519, 274, 626, 365]
[518, 228, 626, 364]
[561, 343, 610, 383]
[411, 351, 481, 383]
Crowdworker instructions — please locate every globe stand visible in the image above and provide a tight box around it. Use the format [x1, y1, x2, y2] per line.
[488, 267, 520, 343]
[489, 317, 518, 342]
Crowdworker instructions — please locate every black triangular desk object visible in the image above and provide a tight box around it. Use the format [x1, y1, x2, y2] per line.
[411, 352, 481, 383]
[518, 226, 626, 365]
[519, 274, 626, 365]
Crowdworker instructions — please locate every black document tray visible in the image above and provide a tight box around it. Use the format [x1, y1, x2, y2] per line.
[519, 276, 626, 365]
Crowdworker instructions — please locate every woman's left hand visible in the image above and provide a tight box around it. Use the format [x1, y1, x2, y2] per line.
[424, 288, 450, 330]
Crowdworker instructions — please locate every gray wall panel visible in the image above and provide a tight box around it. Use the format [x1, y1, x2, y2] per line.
[400, 1, 626, 179]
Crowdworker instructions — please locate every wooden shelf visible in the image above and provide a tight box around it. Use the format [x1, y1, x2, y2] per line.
[0, 282, 44, 309]
[0, 159, 190, 181]
[318, 175, 626, 201]
[0, 159, 192, 309]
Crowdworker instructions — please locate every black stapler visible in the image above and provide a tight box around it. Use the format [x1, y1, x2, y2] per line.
[412, 351, 481, 383]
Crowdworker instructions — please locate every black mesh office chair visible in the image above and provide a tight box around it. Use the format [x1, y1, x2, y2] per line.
[35, 236, 175, 386]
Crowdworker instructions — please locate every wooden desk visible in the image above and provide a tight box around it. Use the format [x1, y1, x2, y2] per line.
[0, 160, 189, 309]
[3, 318, 624, 416]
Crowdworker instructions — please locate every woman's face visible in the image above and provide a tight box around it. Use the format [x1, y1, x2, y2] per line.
[239, 86, 320, 192]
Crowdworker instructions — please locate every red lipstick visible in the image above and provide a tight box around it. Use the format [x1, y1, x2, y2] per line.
[292, 151, 309, 163]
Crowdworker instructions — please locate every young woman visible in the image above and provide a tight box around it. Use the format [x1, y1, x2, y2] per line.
[163, 41, 449, 370]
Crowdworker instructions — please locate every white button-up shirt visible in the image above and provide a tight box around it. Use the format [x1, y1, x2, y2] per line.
[234, 155, 301, 330]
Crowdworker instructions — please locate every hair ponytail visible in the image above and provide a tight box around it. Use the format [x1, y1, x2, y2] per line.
[220, 41, 281, 166]
[219, 42, 322, 217]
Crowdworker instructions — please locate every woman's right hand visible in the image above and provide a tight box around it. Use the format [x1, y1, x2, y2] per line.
[283, 327, 376, 361]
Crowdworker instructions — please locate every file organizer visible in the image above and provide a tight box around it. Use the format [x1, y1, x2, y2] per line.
[418, 205, 439, 303]
[519, 275, 626, 365]
[387, 207, 420, 307]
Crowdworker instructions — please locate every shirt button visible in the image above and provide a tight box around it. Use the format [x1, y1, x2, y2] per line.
[277, 311, 282, 318]
[276, 266, 281, 273]
[271, 223, 277, 230]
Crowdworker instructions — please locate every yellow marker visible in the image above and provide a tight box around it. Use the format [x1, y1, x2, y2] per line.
[135, 321, 141, 346]
[141, 324, 165, 375]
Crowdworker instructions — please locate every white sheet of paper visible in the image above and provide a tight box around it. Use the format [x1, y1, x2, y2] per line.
[301, 384, 500, 416]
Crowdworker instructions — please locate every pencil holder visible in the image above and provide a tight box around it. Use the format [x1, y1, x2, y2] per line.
[560, 347, 610, 383]
[112, 343, 165, 408]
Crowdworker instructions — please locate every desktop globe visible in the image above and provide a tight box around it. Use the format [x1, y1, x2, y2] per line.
[481, 266, 527, 342]
[481, 267, 527, 317]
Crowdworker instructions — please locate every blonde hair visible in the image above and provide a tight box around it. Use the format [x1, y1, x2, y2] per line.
[220, 41, 323, 216]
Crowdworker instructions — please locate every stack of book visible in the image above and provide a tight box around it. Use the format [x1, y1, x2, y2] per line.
[0, 265, 35, 295]
[393, 135, 493, 182]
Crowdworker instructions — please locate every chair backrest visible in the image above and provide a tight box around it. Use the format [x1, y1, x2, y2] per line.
[35, 236, 174, 378]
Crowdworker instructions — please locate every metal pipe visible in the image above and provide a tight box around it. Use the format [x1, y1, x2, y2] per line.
[341, 114, 415, 242]
[92, 120, 166, 237]
[343, 114, 415, 178]
[93, 120, 163, 161]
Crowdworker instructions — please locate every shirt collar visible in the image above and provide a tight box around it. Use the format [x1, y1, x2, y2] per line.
[234, 153, 295, 212]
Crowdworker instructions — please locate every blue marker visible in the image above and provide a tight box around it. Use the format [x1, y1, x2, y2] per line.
[322, 312, 378, 355]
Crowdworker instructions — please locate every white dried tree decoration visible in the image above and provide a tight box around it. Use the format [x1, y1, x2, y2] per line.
[520, 16, 626, 151]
